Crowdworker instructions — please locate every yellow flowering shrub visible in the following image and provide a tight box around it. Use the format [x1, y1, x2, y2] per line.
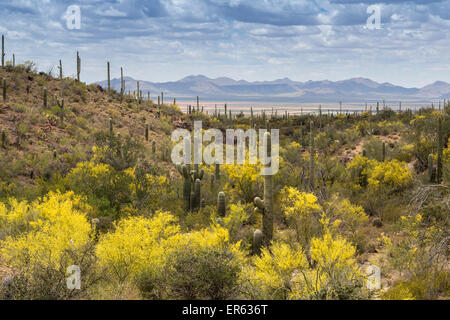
[291, 231, 363, 299]
[1, 192, 94, 273]
[346, 155, 377, 190]
[368, 159, 412, 192]
[97, 211, 244, 284]
[324, 195, 368, 233]
[223, 159, 262, 203]
[242, 241, 308, 299]
[280, 187, 322, 246]
[96, 211, 181, 282]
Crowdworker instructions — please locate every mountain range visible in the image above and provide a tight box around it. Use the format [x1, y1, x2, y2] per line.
[95, 75, 450, 103]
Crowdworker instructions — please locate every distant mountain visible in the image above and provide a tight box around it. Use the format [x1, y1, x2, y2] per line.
[94, 75, 450, 102]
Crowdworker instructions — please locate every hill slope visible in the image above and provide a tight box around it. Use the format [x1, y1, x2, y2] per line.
[0, 65, 184, 195]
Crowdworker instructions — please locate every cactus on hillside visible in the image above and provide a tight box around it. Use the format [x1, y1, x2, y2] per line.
[1, 35, 4, 68]
[59, 60, 63, 80]
[437, 117, 443, 183]
[161, 92, 164, 105]
[382, 142, 386, 162]
[120, 67, 124, 97]
[137, 81, 140, 103]
[76, 51, 80, 81]
[253, 132, 274, 246]
[152, 140, 156, 154]
[215, 191, 225, 217]
[252, 229, 263, 255]
[215, 162, 220, 181]
[309, 121, 315, 191]
[43, 87, 47, 108]
[178, 164, 192, 211]
[145, 122, 149, 142]
[194, 178, 201, 208]
[107, 61, 111, 94]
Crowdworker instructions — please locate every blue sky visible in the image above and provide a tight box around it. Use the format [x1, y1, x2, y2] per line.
[0, 0, 449, 87]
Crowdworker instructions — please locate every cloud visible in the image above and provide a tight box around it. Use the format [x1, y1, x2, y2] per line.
[0, 0, 448, 87]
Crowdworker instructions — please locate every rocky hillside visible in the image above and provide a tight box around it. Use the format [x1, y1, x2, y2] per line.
[0, 64, 185, 198]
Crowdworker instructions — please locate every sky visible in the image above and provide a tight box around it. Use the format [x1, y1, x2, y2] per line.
[0, 0, 449, 87]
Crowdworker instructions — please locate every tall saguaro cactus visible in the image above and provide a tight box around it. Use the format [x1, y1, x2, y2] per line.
[59, 60, 63, 80]
[107, 61, 111, 94]
[137, 81, 140, 103]
[217, 191, 226, 217]
[253, 229, 263, 255]
[215, 162, 220, 181]
[253, 132, 274, 247]
[43, 87, 47, 108]
[178, 164, 192, 211]
[382, 142, 386, 162]
[145, 122, 149, 142]
[120, 67, 124, 97]
[1, 35, 4, 68]
[309, 121, 315, 191]
[437, 117, 443, 183]
[161, 92, 164, 105]
[76, 51, 80, 82]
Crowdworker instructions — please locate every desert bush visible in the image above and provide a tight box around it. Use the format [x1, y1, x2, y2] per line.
[280, 187, 322, 248]
[0, 191, 99, 299]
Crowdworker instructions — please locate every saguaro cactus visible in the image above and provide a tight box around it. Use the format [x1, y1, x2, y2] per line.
[1, 35, 4, 68]
[161, 92, 164, 105]
[152, 140, 156, 154]
[382, 142, 386, 162]
[215, 162, 220, 181]
[309, 121, 315, 190]
[217, 191, 226, 217]
[145, 122, 149, 142]
[197, 96, 199, 111]
[437, 117, 443, 183]
[253, 132, 274, 246]
[253, 229, 263, 255]
[76, 51, 81, 81]
[59, 60, 63, 80]
[43, 87, 47, 108]
[107, 61, 111, 94]
[137, 81, 140, 103]
[178, 164, 192, 211]
[120, 67, 124, 97]
[194, 179, 201, 208]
